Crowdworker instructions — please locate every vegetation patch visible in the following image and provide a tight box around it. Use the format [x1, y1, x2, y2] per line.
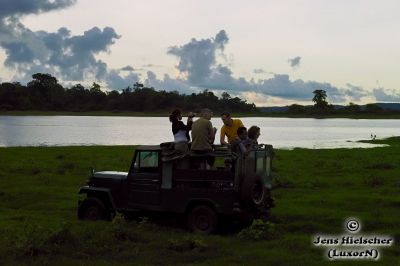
[363, 175, 385, 187]
[366, 163, 395, 170]
[238, 220, 281, 240]
[167, 236, 208, 252]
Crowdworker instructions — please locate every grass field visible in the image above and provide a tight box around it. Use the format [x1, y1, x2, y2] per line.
[0, 138, 399, 265]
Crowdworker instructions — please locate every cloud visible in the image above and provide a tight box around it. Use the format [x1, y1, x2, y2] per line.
[142, 64, 162, 68]
[342, 83, 369, 101]
[164, 31, 380, 103]
[255, 74, 345, 101]
[1, 41, 35, 65]
[373, 88, 400, 102]
[0, 0, 76, 19]
[105, 70, 140, 90]
[0, 0, 136, 90]
[120, 65, 134, 71]
[253, 68, 275, 75]
[288, 56, 301, 68]
[253, 68, 267, 74]
[1, 25, 120, 82]
[144, 70, 195, 92]
[167, 30, 229, 85]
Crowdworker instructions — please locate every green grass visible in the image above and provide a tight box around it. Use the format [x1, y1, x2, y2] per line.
[1, 139, 400, 265]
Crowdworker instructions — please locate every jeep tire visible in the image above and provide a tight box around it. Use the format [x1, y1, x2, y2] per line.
[187, 205, 218, 234]
[78, 197, 108, 221]
[240, 175, 266, 208]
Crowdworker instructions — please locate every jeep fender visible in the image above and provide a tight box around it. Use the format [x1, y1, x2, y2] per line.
[78, 186, 116, 212]
[185, 199, 217, 213]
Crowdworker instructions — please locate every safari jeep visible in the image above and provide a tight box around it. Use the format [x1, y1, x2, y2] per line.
[77, 143, 274, 233]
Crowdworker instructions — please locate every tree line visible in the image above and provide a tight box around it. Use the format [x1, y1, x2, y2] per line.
[0, 73, 258, 113]
[0, 74, 395, 115]
[287, 89, 392, 115]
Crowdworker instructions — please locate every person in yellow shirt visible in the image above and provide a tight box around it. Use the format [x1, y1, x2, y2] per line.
[220, 112, 245, 145]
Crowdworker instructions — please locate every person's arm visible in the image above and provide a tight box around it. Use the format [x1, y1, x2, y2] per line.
[208, 121, 216, 144]
[186, 119, 193, 130]
[178, 121, 191, 130]
[220, 126, 228, 145]
[238, 119, 244, 128]
[239, 141, 247, 154]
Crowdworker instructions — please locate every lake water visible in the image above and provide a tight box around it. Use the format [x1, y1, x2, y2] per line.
[0, 116, 399, 149]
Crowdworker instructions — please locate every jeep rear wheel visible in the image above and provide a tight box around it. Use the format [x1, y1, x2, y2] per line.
[187, 206, 218, 234]
[240, 175, 266, 208]
[78, 197, 108, 221]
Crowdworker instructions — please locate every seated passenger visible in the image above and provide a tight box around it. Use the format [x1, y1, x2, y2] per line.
[243, 126, 261, 150]
[230, 126, 248, 154]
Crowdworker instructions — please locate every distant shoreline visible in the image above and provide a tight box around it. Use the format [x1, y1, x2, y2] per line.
[1, 110, 400, 119]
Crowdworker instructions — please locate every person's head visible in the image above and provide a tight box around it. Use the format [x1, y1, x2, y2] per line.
[221, 112, 233, 126]
[200, 108, 213, 120]
[169, 109, 182, 122]
[237, 127, 247, 140]
[248, 126, 260, 140]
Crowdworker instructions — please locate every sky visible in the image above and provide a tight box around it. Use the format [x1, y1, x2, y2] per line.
[0, 0, 400, 106]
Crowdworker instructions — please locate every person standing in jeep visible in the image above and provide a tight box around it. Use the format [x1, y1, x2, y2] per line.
[220, 112, 245, 145]
[191, 108, 216, 151]
[191, 108, 217, 167]
[169, 109, 193, 153]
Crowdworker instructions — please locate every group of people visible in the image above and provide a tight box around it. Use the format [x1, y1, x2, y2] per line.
[169, 108, 261, 157]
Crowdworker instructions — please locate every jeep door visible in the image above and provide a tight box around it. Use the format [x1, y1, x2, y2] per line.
[128, 150, 161, 207]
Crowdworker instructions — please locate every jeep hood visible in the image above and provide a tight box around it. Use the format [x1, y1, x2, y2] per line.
[92, 171, 128, 180]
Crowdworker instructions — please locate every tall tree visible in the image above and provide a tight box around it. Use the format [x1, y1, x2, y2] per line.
[312, 89, 328, 109]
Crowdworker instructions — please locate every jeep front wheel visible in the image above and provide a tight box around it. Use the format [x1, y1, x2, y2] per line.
[78, 197, 108, 221]
[187, 206, 218, 234]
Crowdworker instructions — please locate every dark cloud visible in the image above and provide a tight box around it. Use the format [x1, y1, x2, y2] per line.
[121, 65, 134, 71]
[142, 64, 162, 68]
[253, 68, 267, 74]
[144, 71, 194, 92]
[342, 83, 369, 101]
[253, 68, 275, 75]
[255, 74, 344, 101]
[1, 41, 34, 66]
[106, 70, 140, 90]
[288, 56, 301, 68]
[0, 0, 134, 90]
[1, 25, 120, 82]
[167, 30, 229, 85]
[38, 26, 120, 81]
[373, 88, 400, 102]
[0, 0, 76, 19]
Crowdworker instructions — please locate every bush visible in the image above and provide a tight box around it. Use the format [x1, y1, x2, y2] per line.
[12, 222, 76, 257]
[167, 236, 208, 252]
[238, 220, 281, 241]
[363, 175, 384, 187]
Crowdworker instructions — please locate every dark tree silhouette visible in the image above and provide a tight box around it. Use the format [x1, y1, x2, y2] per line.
[312, 89, 328, 109]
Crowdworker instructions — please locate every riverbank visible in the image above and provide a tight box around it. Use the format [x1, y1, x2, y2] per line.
[2, 110, 400, 119]
[0, 138, 399, 265]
